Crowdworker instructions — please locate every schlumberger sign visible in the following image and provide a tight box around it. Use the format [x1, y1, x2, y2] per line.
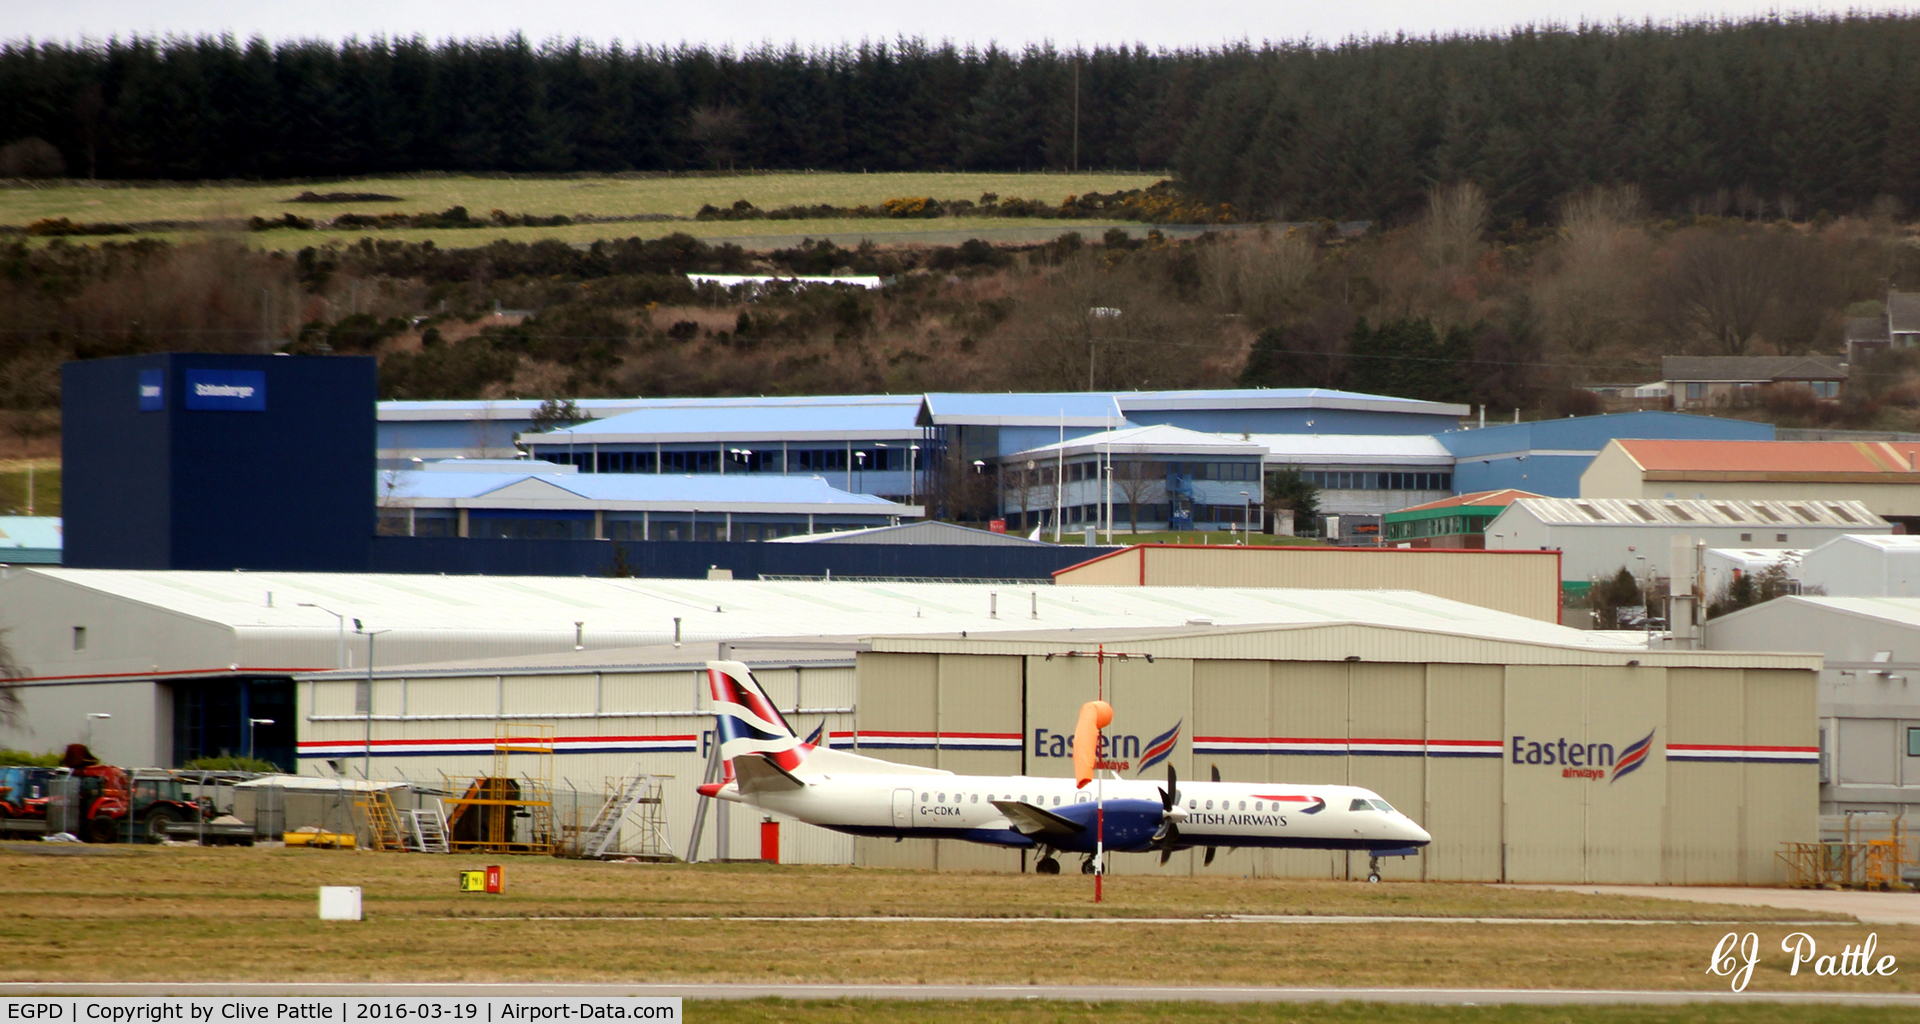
[183, 370, 267, 411]
[1511, 729, 1656, 783]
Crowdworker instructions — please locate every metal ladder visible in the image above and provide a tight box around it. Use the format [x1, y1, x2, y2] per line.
[407, 806, 450, 853]
[580, 771, 657, 858]
[355, 790, 407, 852]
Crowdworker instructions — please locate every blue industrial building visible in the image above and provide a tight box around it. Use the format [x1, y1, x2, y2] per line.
[1437, 412, 1776, 498]
[62, 353, 376, 571]
[523, 395, 929, 501]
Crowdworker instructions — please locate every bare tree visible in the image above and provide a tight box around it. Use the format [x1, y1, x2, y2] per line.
[685, 105, 748, 171]
[1001, 461, 1039, 530]
[0, 628, 25, 727]
[1112, 459, 1162, 532]
[1419, 182, 1488, 268]
[1655, 227, 1785, 355]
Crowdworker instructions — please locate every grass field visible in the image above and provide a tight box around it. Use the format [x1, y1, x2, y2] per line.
[0, 460, 59, 517]
[0, 172, 1166, 249]
[3, 846, 1910, 995]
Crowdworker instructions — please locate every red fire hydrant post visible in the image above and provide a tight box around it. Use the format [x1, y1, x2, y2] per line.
[759, 818, 780, 863]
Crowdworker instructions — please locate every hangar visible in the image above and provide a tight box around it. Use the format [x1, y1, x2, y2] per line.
[1, 569, 1816, 883]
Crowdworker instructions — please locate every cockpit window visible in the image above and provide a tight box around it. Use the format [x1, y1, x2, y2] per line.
[1371, 799, 1395, 813]
[1349, 798, 1374, 812]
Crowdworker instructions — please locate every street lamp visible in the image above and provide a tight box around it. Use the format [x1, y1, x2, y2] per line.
[352, 619, 392, 780]
[298, 603, 346, 670]
[1240, 491, 1251, 545]
[247, 718, 274, 761]
[728, 447, 753, 470]
[84, 712, 111, 747]
[854, 450, 867, 493]
[908, 444, 920, 504]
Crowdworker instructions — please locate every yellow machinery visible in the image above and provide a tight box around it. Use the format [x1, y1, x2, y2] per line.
[1778, 815, 1915, 889]
[441, 724, 556, 855]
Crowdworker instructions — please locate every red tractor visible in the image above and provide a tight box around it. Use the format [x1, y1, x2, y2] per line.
[0, 746, 205, 843]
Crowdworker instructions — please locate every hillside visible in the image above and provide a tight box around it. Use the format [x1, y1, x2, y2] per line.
[4, 178, 1919, 457]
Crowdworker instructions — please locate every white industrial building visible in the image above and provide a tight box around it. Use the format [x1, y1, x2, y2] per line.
[0, 566, 1829, 881]
[1702, 548, 1804, 601]
[1484, 497, 1886, 585]
[1799, 534, 1920, 597]
[1705, 596, 1920, 824]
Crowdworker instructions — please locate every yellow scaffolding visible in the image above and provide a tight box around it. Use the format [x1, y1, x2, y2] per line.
[442, 723, 556, 855]
[1778, 815, 1916, 890]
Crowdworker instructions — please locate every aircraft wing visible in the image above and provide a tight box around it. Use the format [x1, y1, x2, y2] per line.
[989, 799, 1085, 839]
[734, 752, 806, 794]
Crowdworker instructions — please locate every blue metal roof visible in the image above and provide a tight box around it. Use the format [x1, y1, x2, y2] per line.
[1436, 411, 1775, 458]
[919, 392, 1127, 426]
[538, 396, 924, 442]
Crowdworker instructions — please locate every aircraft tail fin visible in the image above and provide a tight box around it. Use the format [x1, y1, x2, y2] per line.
[707, 661, 810, 777]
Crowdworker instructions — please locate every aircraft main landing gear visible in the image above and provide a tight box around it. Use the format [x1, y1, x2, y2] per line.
[1035, 855, 1061, 875]
[1080, 856, 1098, 875]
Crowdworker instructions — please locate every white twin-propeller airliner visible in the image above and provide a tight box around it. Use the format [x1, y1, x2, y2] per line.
[698, 662, 1431, 878]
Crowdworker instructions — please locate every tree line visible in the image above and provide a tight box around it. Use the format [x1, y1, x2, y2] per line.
[7, 16, 1920, 225]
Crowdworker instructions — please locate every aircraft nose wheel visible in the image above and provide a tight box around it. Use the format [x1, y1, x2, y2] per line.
[1366, 855, 1382, 883]
[1035, 856, 1061, 875]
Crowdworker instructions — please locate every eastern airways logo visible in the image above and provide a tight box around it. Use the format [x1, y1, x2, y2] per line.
[1031, 719, 1181, 774]
[1510, 728, 1657, 782]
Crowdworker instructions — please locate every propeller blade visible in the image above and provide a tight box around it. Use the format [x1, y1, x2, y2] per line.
[1167, 764, 1179, 806]
[1204, 845, 1217, 866]
[1160, 848, 1173, 865]
[1211, 764, 1221, 783]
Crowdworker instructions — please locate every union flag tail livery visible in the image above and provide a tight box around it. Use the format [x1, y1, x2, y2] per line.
[696, 661, 1431, 876]
[707, 660, 811, 775]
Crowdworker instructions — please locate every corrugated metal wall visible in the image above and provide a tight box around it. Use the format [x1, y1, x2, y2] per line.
[852, 652, 1815, 883]
[301, 663, 856, 864]
[1057, 547, 1561, 623]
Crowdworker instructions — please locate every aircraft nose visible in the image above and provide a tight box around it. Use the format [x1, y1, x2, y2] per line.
[1402, 819, 1432, 845]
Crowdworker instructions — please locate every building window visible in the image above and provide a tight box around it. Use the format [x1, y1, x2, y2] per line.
[1686, 382, 1706, 400]
[1777, 534, 1788, 542]
[1909, 727, 1920, 757]
[1810, 381, 1840, 399]
[72, 626, 86, 651]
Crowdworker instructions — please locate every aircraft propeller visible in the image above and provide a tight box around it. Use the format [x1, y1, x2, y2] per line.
[1203, 763, 1222, 865]
[1153, 763, 1183, 864]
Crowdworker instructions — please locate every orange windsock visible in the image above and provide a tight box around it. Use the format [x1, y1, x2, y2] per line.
[1072, 699, 1114, 788]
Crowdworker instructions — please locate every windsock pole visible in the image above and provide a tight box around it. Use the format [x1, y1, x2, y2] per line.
[1096, 644, 1106, 903]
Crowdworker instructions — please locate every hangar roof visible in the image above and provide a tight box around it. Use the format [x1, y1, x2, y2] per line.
[1006, 424, 1267, 460]
[1614, 438, 1917, 475]
[1497, 496, 1884, 528]
[5, 570, 1817, 683]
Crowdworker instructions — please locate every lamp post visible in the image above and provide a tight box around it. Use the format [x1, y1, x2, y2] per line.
[352, 620, 391, 780]
[247, 718, 274, 761]
[728, 447, 752, 471]
[84, 712, 111, 748]
[1240, 491, 1251, 545]
[298, 603, 346, 670]
[908, 444, 920, 505]
[854, 450, 867, 494]
[972, 460, 986, 523]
